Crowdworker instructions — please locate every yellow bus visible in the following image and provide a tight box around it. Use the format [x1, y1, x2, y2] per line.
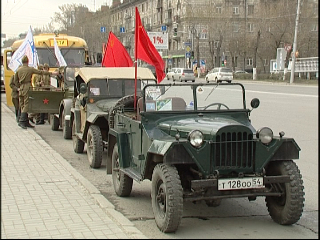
[3, 32, 91, 106]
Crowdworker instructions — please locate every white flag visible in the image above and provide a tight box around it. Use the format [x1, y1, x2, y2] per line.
[54, 37, 67, 67]
[8, 26, 39, 72]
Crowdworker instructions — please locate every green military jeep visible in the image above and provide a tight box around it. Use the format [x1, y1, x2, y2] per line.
[71, 67, 156, 169]
[107, 82, 305, 233]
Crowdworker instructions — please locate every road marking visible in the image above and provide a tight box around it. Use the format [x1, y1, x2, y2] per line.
[245, 89, 318, 98]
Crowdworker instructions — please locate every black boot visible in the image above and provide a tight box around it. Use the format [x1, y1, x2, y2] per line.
[36, 113, 45, 125]
[26, 113, 35, 128]
[15, 109, 20, 123]
[18, 112, 27, 129]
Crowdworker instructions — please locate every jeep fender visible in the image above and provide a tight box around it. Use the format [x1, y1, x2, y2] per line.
[59, 98, 72, 125]
[107, 129, 131, 174]
[256, 137, 300, 171]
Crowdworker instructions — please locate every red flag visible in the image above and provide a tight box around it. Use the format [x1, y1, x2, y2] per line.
[102, 31, 133, 67]
[135, 7, 165, 83]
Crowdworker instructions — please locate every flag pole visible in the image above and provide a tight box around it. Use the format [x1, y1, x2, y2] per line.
[134, 7, 138, 110]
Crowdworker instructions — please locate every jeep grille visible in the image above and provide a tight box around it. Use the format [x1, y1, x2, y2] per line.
[213, 131, 256, 170]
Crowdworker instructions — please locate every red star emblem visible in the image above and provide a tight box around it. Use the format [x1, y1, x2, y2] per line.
[43, 98, 49, 104]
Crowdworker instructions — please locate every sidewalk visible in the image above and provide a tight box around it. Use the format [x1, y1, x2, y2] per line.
[1, 102, 147, 239]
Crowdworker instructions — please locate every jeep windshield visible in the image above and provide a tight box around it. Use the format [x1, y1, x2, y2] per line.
[88, 79, 154, 98]
[142, 83, 246, 112]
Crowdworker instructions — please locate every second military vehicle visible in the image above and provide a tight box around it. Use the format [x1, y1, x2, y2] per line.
[71, 67, 156, 169]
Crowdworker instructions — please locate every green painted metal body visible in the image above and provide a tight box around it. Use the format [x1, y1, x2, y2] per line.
[109, 83, 300, 183]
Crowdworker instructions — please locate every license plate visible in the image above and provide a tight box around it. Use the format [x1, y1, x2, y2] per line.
[218, 177, 264, 190]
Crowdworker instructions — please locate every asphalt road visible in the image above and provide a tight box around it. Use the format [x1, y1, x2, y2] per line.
[1, 80, 318, 238]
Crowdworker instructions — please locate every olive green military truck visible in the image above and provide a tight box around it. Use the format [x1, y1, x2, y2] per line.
[107, 82, 305, 233]
[71, 67, 156, 169]
[28, 67, 76, 139]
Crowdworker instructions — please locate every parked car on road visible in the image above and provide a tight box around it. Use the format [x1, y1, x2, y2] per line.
[172, 68, 195, 82]
[234, 70, 249, 74]
[205, 67, 233, 83]
[107, 82, 304, 233]
[166, 68, 177, 80]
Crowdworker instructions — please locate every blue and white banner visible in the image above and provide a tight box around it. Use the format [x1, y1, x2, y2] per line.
[8, 26, 39, 72]
[54, 37, 67, 67]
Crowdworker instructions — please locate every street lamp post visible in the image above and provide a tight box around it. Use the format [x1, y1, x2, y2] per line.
[290, 0, 301, 84]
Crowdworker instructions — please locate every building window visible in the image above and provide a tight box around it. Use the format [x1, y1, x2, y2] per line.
[246, 58, 253, 66]
[214, 41, 219, 48]
[216, 7, 222, 14]
[200, 33, 207, 39]
[233, 22, 239, 32]
[248, 5, 254, 15]
[264, 59, 268, 66]
[233, 6, 239, 15]
[247, 23, 254, 32]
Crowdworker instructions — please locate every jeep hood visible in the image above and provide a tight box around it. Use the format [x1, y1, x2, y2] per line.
[157, 115, 255, 137]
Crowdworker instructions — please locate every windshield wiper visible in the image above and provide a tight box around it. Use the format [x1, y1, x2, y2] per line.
[43, 42, 57, 61]
[62, 42, 75, 57]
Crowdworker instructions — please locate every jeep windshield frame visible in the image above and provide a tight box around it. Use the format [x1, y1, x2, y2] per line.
[141, 83, 247, 113]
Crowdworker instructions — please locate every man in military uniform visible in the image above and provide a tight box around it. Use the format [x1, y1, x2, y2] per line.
[9, 74, 21, 122]
[14, 55, 57, 129]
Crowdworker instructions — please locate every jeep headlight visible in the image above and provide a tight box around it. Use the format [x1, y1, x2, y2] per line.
[188, 130, 204, 148]
[256, 127, 273, 145]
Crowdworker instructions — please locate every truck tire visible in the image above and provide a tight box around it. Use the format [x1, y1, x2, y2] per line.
[87, 125, 103, 168]
[112, 144, 133, 197]
[72, 120, 84, 153]
[265, 160, 305, 225]
[62, 109, 72, 139]
[51, 114, 59, 131]
[151, 164, 183, 233]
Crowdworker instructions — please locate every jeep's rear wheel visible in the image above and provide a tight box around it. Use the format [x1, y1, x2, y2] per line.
[112, 144, 133, 197]
[62, 110, 72, 139]
[265, 160, 305, 225]
[87, 125, 103, 168]
[72, 120, 84, 153]
[51, 114, 59, 131]
[151, 164, 183, 233]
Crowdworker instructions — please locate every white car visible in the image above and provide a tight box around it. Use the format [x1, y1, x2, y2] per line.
[166, 68, 178, 80]
[205, 67, 233, 83]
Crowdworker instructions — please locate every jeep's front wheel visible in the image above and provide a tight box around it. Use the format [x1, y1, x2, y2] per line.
[151, 164, 183, 233]
[87, 125, 103, 168]
[72, 120, 84, 153]
[265, 160, 305, 225]
[112, 144, 133, 197]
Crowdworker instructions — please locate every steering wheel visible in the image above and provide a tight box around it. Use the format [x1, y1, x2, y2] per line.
[204, 103, 229, 110]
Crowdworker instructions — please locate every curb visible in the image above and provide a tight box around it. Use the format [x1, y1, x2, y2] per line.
[1, 102, 147, 239]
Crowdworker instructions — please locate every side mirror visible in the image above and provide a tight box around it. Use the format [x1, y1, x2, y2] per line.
[80, 83, 87, 94]
[250, 98, 260, 109]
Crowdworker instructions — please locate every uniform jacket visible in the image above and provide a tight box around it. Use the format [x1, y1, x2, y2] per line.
[14, 65, 51, 96]
[9, 75, 19, 99]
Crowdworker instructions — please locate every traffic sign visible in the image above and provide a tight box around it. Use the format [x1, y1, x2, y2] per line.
[100, 27, 106, 33]
[186, 46, 191, 52]
[186, 52, 191, 58]
[224, 60, 227, 65]
[120, 27, 125, 33]
[161, 25, 167, 32]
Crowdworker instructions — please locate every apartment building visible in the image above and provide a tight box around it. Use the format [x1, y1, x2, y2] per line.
[109, 0, 318, 73]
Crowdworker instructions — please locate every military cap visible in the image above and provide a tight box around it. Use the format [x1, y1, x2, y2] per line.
[43, 63, 49, 69]
[22, 55, 29, 63]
